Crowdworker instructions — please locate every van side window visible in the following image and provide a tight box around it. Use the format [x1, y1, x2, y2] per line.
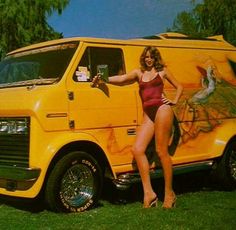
[73, 47, 125, 82]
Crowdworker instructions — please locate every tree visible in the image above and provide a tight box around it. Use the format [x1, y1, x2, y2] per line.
[0, 0, 70, 58]
[170, 0, 236, 46]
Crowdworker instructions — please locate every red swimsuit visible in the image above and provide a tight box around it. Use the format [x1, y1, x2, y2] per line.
[139, 73, 164, 122]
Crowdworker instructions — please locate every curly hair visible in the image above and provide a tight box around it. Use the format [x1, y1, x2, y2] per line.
[140, 46, 165, 72]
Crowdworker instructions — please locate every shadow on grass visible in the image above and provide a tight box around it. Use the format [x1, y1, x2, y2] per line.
[0, 193, 45, 213]
[0, 170, 231, 212]
[101, 170, 221, 205]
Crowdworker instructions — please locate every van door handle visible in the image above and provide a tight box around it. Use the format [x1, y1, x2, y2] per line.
[127, 128, 136, 135]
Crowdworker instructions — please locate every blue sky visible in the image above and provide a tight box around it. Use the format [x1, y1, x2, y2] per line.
[48, 0, 200, 39]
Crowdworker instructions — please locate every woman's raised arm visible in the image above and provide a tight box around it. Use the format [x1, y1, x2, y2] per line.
[92, 69, 140, 87]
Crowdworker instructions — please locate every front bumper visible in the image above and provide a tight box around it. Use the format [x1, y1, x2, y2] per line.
[0, 165, 40, 191]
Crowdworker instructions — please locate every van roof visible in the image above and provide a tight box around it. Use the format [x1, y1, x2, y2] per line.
[7, 32, 236, 55]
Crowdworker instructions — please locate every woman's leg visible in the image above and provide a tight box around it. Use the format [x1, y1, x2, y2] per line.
[155, 105, 176, 208]
[132, 114, 156, 207]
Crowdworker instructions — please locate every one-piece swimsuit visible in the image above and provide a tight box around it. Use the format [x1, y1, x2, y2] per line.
[139, 73, 164, 122]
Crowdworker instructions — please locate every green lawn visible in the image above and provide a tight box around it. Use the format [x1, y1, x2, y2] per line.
[0, 173, 236, 230]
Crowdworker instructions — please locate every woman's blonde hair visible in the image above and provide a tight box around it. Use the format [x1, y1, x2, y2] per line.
[140, 46, 165, 72]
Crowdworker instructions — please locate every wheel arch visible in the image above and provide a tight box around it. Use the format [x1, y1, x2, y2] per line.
[214, 134, 236, 168]
[218, 134, 236, 160]
[42, 140, 114, 193]
[212, 121, 236, 159]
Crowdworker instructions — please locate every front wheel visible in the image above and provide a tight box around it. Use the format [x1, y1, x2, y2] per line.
[45, 151, 103, 212]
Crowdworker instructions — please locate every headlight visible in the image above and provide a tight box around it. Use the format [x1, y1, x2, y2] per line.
[0, 118, 29, 134]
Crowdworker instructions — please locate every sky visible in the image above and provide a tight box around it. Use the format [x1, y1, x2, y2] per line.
[48, 0, 200, 39]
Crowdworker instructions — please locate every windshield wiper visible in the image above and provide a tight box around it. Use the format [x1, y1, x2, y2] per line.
[0, 78, 59, 89]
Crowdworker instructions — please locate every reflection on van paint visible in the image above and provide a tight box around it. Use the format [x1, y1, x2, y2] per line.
[106, 127, 132, 156]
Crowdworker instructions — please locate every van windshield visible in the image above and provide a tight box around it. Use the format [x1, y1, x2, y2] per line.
[0, 42, 78, 88]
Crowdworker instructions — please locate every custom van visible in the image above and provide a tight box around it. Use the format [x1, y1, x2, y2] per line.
[0, 33, 235, 212]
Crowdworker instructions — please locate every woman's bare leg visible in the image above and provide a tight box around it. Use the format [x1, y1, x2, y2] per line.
[155, 105, 176, 208]
[132, 114, 156, 207]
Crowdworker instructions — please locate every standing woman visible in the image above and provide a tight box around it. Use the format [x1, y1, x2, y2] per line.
[93, 46, 183, 209]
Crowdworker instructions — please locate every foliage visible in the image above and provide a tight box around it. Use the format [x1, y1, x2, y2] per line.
[0, 0, 70, 58]
[170, 0, 236, 46]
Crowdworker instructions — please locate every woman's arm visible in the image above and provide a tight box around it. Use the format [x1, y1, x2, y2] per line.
[162, 68, 183, 105]
[92, 69, 139, 87]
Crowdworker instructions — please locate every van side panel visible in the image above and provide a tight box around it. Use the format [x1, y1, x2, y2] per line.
[160, 46, 236, 164]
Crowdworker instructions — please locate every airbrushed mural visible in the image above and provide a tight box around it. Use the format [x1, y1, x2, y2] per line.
[173, 54, 236, 145]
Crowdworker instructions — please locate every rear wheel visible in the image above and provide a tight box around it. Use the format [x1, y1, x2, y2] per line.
[45, 151, 103, 212]
[215, 141, 236, 189]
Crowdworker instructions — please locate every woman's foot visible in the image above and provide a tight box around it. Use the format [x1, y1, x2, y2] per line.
[143, 194, 158, 208]
[162, 192, 176, 209]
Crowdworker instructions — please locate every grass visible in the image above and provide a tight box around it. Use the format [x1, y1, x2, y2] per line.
[0, 172, 236, 230]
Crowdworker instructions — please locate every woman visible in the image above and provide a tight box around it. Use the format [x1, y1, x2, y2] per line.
[93, 46, 183, 209]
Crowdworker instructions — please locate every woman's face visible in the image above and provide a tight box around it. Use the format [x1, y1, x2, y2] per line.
[144, 51, 154, 68]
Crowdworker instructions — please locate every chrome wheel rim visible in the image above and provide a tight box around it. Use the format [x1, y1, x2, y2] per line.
[60, 164, 94, 207]
[229, 149, 236, 180]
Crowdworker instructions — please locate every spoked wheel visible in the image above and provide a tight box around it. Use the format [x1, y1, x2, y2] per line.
[60, 163, 94, 208]
[45, 151, 103, 212]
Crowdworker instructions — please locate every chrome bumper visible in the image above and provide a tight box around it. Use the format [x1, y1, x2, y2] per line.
[0, 165, 41, 191]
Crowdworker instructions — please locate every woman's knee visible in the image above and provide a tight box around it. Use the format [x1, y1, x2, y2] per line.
[132, 145, 145, 157]
[156, 145, 169, 159]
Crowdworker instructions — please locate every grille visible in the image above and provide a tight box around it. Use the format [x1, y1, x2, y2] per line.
[0, 118, 30, 167]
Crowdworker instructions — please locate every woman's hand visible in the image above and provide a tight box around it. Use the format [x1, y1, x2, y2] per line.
[162, 95, 176, 106]
[91, 74, 104, 87]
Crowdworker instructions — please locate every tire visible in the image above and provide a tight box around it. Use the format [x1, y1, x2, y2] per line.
[215, 141, 236, 190]
[45, 151, 103, 212]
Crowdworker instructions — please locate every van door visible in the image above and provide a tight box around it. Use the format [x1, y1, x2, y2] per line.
[66, 45, 140, 167]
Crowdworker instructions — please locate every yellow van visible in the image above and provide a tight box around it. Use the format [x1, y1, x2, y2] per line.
[0, 33, 236, 212]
